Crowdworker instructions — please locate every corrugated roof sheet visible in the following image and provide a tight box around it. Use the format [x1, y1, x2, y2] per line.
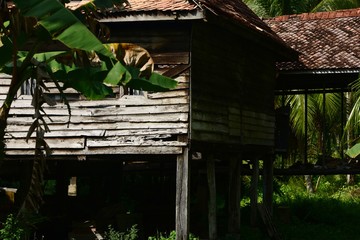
[266, 8, 360, 71]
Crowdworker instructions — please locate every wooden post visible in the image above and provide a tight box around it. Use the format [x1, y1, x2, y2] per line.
[263, 155, 274, 216]
[176, 148, 190, 240]
[250, 157, 259, 227]
[207, 154, 217, 240]
[228, 154, 241, 237]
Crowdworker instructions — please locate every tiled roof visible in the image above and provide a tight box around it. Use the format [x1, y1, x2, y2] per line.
[198, 0, 279, 42]
[86, 0, 295, 57]
[123, 0, 197, 11]
[266, 8, 360, 71]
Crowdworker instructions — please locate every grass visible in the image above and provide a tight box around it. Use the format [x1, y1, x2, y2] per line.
[271, 175, 360, 240]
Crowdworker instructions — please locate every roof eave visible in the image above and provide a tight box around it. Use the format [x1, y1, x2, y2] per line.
[98, 9, 205, 22]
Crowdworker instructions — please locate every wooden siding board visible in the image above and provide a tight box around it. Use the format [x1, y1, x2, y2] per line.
[6, 121, 189, 132]
[5, 138, 85, 149]
[190, 20, 277, 147]
[7, 112, 189, 125]
[4, 74, 190, 156]
[5, 146, 183, 155]
[5, 129, 188, 139]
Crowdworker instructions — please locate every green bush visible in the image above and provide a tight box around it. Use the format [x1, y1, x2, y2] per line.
[0, 214, 24, 240]
[104, 224, 138, 240]
[148, 230, 199, 240]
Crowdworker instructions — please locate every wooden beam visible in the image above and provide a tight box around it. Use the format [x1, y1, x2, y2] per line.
[176, 148, 190, 240]
[250, 158, 259, 227]
[207, 154, 217, 240]
[228, 154, 241, 237]
[263, 155, 274, 216]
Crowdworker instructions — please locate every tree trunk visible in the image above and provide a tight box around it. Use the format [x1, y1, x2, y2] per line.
[304, 175, 314, 193]
[347, 174, 355, 185]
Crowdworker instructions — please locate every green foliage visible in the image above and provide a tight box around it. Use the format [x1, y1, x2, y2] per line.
[147, 231, 199, 240]
[0, 214, 24, 240]
[271, 176, 360, 240]
[104, 224, 138, 240]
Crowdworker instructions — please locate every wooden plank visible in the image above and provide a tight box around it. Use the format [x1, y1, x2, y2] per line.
[5, 146, 183, 155]
[207, 153, 217, 240]
[86, 138, 187, 147]
[6, 112, 189, 125]
[192, 121, 228, 134]
[250, 158, 259, 227]
[147, 90, 189, 99]
[258, 204, 283, 240]
[241, 124, 275, 134]
[9, 96, 189, 108]
[9, 104, 190, 116]
[152, 52, 189, 64]
[242, 110, 275, 122]
[0, 86, 9, 94]
[5, 138, 85, 149]
[228, 155, 241, 235]
[104, 128, 188, 137]
[5, 128, 188, 139]
[263, 155, 274, 216]
[5, 130, 106, 138]
[176, 147, 190, 240]
[192, 111, 228, 125]
[6, 122, 189, 132]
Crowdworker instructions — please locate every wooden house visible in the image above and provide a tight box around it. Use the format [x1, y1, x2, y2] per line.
[1, 0, 296, 239]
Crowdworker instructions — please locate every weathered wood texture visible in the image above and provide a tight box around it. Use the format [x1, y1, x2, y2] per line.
[228, 155, 241, 235]
[1, 68, 190, 156]
[107, 21, 191, 65]
[250, 158, 259, 227]
[175, 147, 189, 240]
[207, 154, 217, 240]
[191, 19, 277, 147]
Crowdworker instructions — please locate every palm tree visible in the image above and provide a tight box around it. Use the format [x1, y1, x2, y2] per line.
[246, 0, 360, 189]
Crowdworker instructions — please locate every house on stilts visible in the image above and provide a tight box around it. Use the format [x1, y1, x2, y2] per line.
[0, 0, 297, 239]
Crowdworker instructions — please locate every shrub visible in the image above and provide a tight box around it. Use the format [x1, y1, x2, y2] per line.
[148, 230, 199, 240]
[0, 214, 24, 240]
[104, 224, 138, 240]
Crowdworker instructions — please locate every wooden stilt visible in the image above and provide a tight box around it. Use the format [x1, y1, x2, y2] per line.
[207, 154, 217, 240]
[263, 155, 274, 216]
[250, 157, 259, 227]
[228, 154, 241, 237]
[176, 148, 190, 240]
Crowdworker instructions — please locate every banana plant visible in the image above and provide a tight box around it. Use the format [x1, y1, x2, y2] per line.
[0, 0, 177, 218]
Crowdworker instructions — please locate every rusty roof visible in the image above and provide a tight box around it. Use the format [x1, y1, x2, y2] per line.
[266, 8, 360, 71]
[122, 0, 197, 11]
[84, 0, 295, 59]
[198, 0, 280, 43]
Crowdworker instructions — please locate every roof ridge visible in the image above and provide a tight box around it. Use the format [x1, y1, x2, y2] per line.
[269, 7, 360, 22]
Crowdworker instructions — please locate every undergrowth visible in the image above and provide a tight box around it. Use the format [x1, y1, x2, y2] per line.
[272, 175, 360, 240]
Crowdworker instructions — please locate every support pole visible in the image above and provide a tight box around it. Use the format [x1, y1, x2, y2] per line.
[250, 157, 259, 227]
[305, 92, 308, 164]
[176, 148, 190, 240]
[207, 154, 217, 240]
[228, 154, 241, 237]
[263, 155, 274, 216]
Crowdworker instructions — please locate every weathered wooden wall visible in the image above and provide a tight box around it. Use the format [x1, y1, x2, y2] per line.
[1, 22, 191, 157]
[190, 18, 277, 148]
